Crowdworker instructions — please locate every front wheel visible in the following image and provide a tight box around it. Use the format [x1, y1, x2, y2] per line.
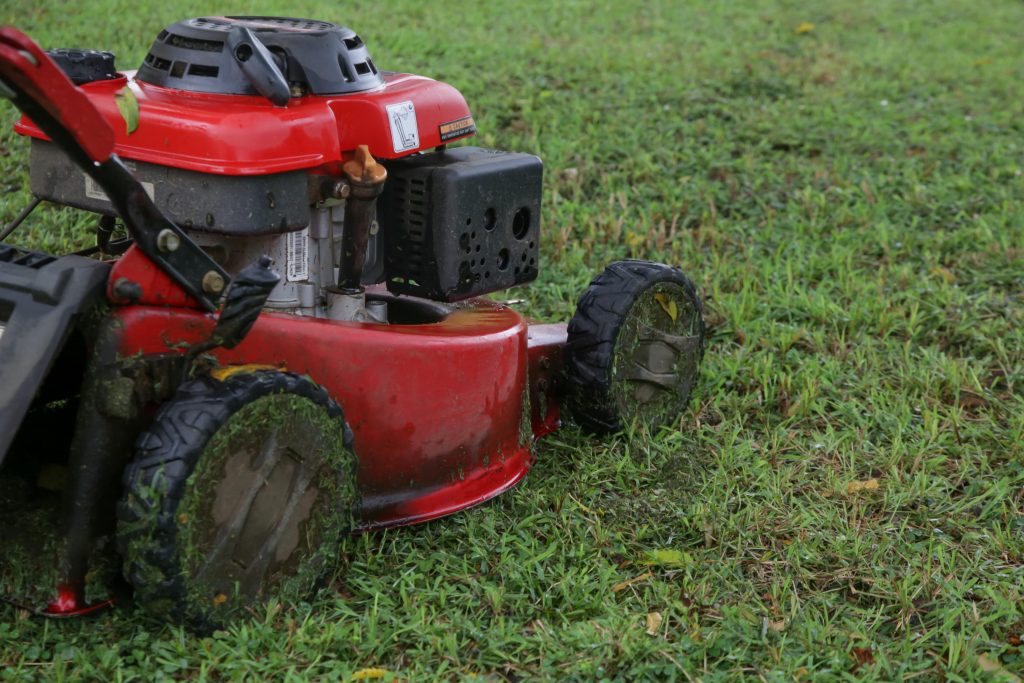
[116, 370, 357, 633]
[565, 260, 705, 434]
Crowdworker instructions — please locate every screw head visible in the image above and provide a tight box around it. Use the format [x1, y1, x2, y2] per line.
[156, 228, 180, 253]
[202, 270, 226, 295]
[330, 179, 350, 199]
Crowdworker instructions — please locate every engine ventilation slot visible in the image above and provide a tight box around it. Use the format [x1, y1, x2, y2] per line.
[188, 63, 219, 77]
[137, 16, 384, 98]
[338, 58, 352, 82]
[144, 53, 171, 71]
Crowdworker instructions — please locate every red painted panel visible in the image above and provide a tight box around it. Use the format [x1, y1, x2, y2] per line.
[526, 322, 567, 438]
[107, 245, 200, 308]
[15, 72, 474, 175]
[114, 304, 537, 529]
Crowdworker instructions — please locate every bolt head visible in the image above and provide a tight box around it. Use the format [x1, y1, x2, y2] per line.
[202, 270, 226, 295]
[157, 228, 181, 253]
[332, 180, 350, 199]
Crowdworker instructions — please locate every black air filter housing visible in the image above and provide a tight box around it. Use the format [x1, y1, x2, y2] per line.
[379, 147, 543, 302]
[137, 16, 384, 96]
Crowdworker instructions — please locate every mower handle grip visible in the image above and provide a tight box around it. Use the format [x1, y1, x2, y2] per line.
[0, 28, 115, 163]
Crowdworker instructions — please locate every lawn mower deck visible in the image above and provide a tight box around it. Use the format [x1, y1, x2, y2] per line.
[0, 16, 705, 631]
[106, 290, 566, 531]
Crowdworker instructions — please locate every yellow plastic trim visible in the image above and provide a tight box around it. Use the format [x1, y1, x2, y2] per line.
[209, 364, 281, 382]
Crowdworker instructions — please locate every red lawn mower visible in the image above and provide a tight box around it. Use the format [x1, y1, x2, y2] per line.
[0, 17, 705, 632]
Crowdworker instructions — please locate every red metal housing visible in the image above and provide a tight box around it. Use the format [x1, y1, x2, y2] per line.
[112, 301, 563, 530]
[14, 71, 475, 174]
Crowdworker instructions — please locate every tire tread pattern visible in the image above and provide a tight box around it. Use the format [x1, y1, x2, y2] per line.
[565, 259, 705, 433]
[116, 370, 355, 632]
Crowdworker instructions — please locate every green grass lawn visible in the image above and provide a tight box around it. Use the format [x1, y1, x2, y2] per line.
[1, 0, 1023, 680]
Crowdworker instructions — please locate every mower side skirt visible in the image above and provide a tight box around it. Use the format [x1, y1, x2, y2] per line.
[0, 248, 109, 466]
[113, 304, 559, 530]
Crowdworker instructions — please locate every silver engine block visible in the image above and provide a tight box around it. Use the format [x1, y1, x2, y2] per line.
[189, 205, 386, 322]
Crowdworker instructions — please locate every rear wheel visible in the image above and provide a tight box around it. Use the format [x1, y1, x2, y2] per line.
[116, 370, 356, 632]
[565, 260, 705, 434]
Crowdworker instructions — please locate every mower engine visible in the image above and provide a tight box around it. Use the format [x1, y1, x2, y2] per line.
[21, 16, 543, 320]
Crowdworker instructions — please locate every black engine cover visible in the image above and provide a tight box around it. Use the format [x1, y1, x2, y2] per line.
[137, 16, 383, 97]
[378, 147, 543, 302]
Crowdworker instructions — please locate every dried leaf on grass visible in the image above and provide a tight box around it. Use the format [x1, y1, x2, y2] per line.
[958, 389, 989, 411]
[977, 654, 1021, 682]
[845, 478, 880, 496]
[612, 571, 653, 592]
[645, 611, 663, 635]
[931, 266, 956, 284]
[851, 646, 874, 666]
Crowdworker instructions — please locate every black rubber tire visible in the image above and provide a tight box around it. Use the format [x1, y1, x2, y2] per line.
[565, 259, 705, 434]
[116, 370, 356, 633]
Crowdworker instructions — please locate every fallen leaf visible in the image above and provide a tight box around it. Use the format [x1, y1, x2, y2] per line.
[794, 22, 815, 34]
[931, 266, 956, 284]
[860, 180, 876, 205]
[654, 293, 679, 322]
[977, 654, 1001, 672]
[977, 653, 1021, 682]
[851, 647, 874, 666]
[645, 549, 687, 566]
[115, 87, 139, 135]
[351, 669, 391, 681]
[645, 611, 663, 635]
[559, 167, 580, 182]
[768, 619, 786, 632]
[958, 389, 988, 411]
[845, 478, 880, 496]
[612, 571, 653, 592]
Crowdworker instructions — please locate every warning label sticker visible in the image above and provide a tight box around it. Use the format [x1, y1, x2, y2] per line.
[286, 227, 309, 282]
[85, 173, 154, 202]
[386, 101, 420, 153]
[439, 115, 476, 142]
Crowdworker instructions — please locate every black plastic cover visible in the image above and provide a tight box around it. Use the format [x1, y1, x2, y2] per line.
[46, 48, 118, 85]
[378, 147, 543, 302]
[0, 245, 110, 467]
[137, 16, 384, 97]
